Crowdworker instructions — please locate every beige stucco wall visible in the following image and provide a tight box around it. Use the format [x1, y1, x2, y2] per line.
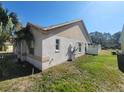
[48, 21, 90, 43]
[41, 22, 89, 70]
[26, 56, 42, 70]
[42, 35, 85, 70]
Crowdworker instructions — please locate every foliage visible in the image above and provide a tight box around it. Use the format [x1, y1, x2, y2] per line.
[9, 12, 18, 25]
[0, 5, 8, 27]
[0, 3, 20, 49]
[89, 31, 121, 49]
[90, 31, 104, 45]
[111, 32, 121, 49]
[0, 23, 9, 50]
[15, 26, 34, 50]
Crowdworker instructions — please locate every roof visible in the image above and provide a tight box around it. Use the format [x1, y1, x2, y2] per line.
[43, 19, 82, 30]
[24, 19, 92, 42]
[27, 19, 82, 31]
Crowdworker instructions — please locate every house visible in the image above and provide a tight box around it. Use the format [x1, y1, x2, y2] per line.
[0, 41, 13, 53]
[4, 42, 13, 53]
[117, 25, 124, 72]
[14, 19, 92, 71]
[120, 25, 124, 53]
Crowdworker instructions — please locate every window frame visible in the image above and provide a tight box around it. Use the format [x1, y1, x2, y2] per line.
[55, 39, 60, 52]
[29, 40, 34, 55]
[78, 42, 82, 53]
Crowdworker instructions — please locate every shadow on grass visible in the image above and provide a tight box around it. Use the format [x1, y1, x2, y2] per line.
[0, 53, 40, 81]
[117, 54, 124, 73]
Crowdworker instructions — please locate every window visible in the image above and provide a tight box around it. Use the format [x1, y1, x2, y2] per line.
[78, 42, 82, 52]
[29, 40, 34, 55]
[56, 39, 60, 50]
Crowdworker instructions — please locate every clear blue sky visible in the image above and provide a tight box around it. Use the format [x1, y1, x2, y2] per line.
[2, 1, 124, 34]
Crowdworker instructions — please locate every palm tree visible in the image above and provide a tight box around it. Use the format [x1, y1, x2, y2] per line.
[9, 12, 18, 25]
[0, 5, 8, 27]
[0, 3, 20, 50]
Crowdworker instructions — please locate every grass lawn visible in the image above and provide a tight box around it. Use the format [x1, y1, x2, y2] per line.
[0, 50, 124, 91]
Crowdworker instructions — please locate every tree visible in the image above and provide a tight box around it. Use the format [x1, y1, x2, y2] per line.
[0, 4, 9, 27]
[0, 22, 9, 50]
[9, 12, 18, 25]
[89, 31, 121, 49]
[5, 17, 14, 36]
[89, 31, 104, 45]
[0, 3, 20, 50]
[102, 33, 112, 48]
[111, 32, 121, 49]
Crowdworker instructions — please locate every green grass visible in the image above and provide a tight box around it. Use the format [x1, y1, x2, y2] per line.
[0, 50, 124, 91]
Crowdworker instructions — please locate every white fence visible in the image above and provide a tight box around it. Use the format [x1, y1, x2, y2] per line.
[86, 44, 101, 55]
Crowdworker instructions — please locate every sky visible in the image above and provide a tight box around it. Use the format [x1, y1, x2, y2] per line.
[2, 1, 124, 34]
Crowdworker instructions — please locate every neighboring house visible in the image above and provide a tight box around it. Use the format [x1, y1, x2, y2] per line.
[4, 42, 13, 53]
[0, 42, 13, 53]
[14, 19, 92, 71]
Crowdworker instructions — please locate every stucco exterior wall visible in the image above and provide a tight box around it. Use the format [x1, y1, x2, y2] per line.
[48, 21, 90, 43]
[40, 22, 90, 70]
[26, 56, 42, 70]
[42, 35, 85, 70]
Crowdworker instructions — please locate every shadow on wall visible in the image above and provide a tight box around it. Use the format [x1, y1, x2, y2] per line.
[0, 53, 40, 82]
[117, 54, 124, 73]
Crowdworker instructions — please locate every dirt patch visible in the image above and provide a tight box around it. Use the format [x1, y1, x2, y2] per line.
[9, 77, 33, 92]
